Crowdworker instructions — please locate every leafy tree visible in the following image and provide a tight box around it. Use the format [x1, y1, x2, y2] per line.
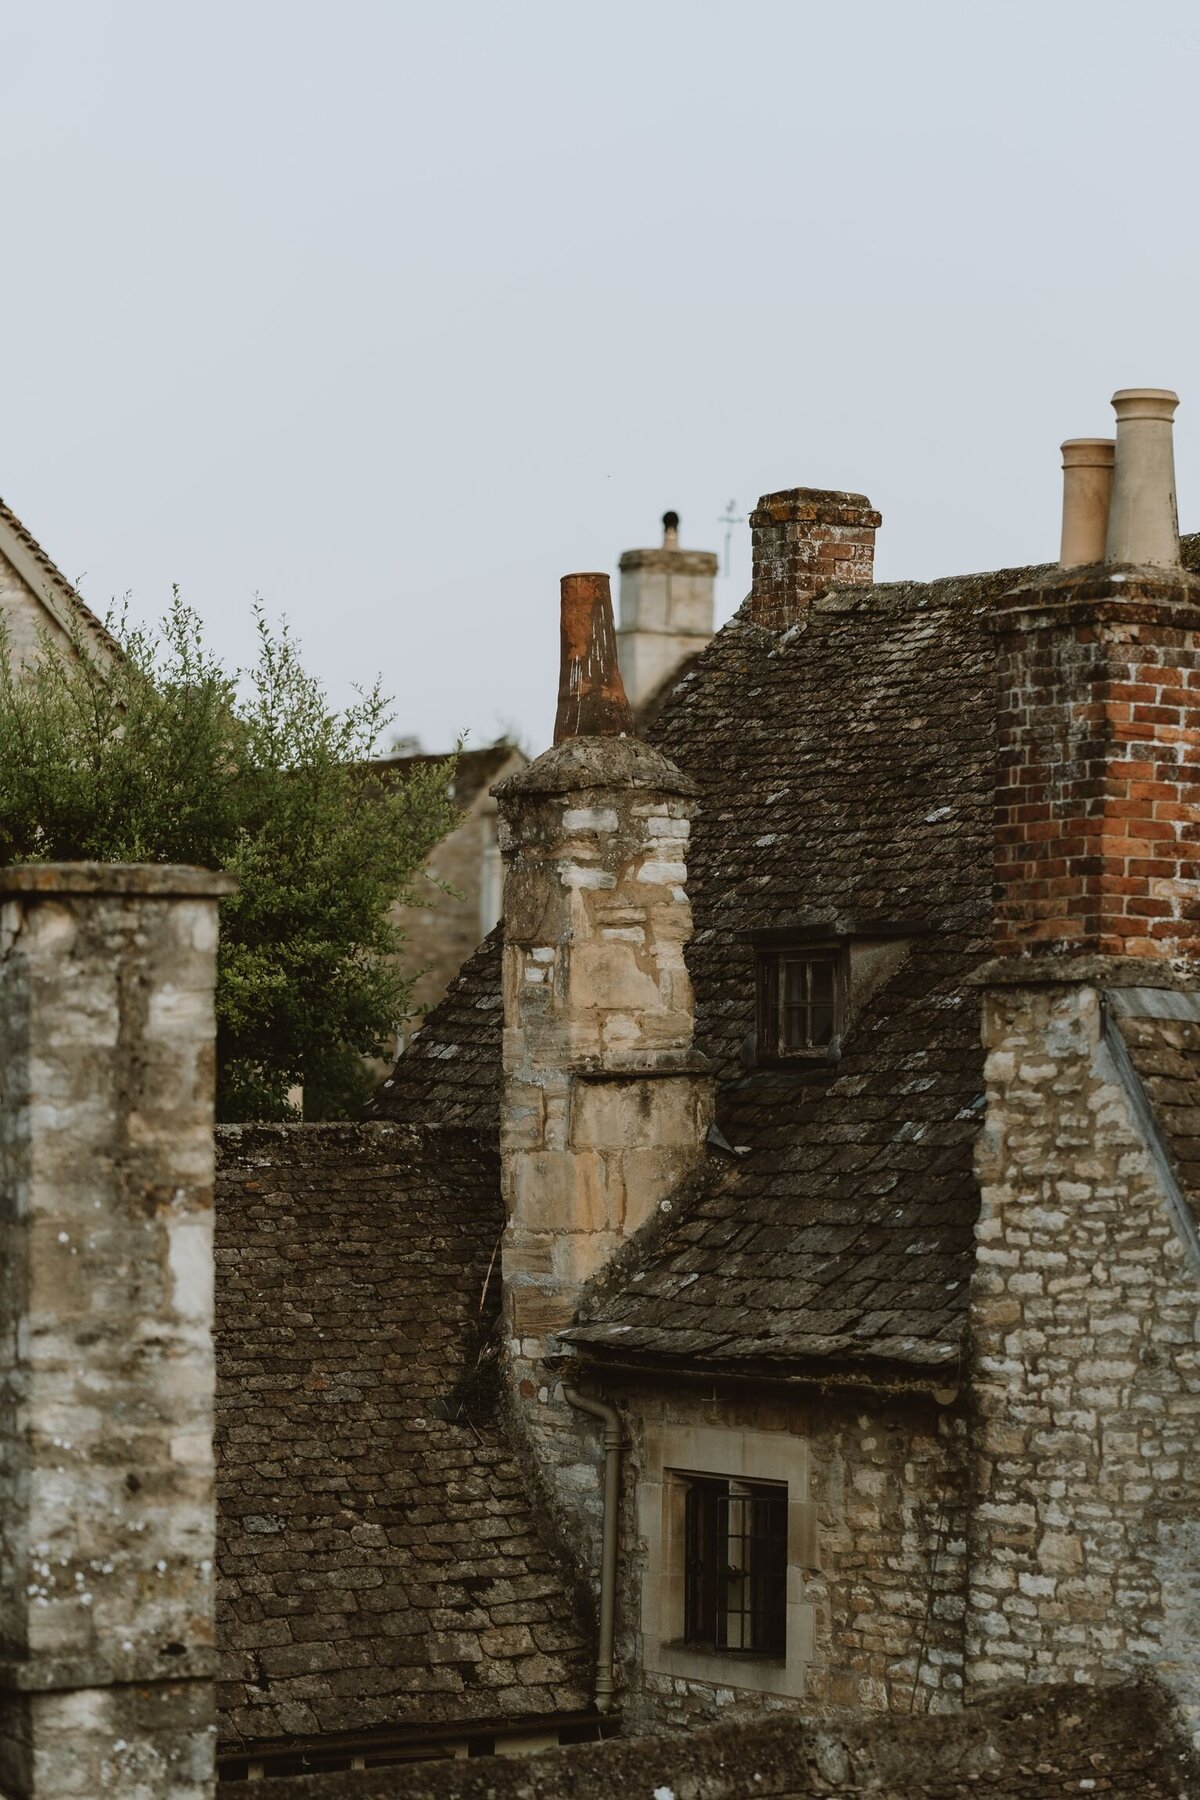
[0, 594, 460, 1120]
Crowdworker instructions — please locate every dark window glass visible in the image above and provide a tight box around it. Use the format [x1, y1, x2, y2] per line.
[683, 1476, 787, 1656]
[758, 949, 842, 1061]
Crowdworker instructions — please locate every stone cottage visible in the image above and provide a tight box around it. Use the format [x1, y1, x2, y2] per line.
[367, 388, 1200, 1753]
[0, 495, 123, 675]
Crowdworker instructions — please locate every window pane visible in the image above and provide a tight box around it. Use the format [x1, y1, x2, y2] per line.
[810, 1002, 834, 1046]
[782, 1004, 809, 1051]
[809, 959, 835, 1004]
[783, 960, 807, 1004]
[684, 1481, 720, 1646]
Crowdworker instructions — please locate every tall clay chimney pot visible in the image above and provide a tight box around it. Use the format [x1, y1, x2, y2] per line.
[1104, 388, 1181, 569]
[553, 572, 635, 744]
[1059, 438, 1115, 567]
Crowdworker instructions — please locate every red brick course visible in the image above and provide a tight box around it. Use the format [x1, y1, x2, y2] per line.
[748, 489, 881, 631]
[993, 569, 1200, 958]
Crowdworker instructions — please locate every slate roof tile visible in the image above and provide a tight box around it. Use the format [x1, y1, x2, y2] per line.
[215, 1123, 590, 1749]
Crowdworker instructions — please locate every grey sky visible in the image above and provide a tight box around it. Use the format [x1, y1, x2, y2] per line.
[4, 0, 1199, 754]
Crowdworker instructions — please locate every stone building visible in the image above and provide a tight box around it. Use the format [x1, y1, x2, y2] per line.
[365, 389, 1200, 1761]
[368, 743, 526, 1056]
[0, 494, 122, 674]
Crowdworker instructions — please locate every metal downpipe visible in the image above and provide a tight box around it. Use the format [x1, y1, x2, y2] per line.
[563, 1386, 622, 1715]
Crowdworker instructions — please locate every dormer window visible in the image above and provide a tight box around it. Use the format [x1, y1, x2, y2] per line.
[756, 947, 844, 1063]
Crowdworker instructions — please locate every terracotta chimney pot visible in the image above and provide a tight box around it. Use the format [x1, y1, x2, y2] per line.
[1059, 438, 1115, 567]
[553, 572, 635, 744]
[1104, 388, 1181, 568]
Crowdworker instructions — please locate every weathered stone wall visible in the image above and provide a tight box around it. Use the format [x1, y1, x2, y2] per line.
[213, 1122, 591, 1757]
[0, 550, 77, 671]
[217, 1676, 1199, 1799]
[494, 738, 712, 1551]
[0, 864, 230, 1800]
[613, 1384, 968, 1735]
[969, 977, 1200, 1733]
[388, 751, 523, 1059]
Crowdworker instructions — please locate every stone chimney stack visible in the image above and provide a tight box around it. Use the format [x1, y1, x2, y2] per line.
[0, 864, 233, 1800]
[495, 575, 712, 1418]
[748, 488, 881, 631]
[994, 387, 1200, 961]
[616, 513, 718, 713]
[1059, 439, 1115, 566]
[1105, 388, 1181, 568]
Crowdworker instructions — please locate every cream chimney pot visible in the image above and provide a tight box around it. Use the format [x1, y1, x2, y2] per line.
[1059, 439, 1115, 567]
[1104, 388, 1181, 568]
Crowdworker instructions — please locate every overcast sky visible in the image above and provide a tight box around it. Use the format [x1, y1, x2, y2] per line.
[4, 1, 1199, 754]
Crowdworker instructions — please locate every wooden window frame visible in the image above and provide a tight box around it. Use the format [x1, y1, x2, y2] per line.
[755, 945, 846, 1065]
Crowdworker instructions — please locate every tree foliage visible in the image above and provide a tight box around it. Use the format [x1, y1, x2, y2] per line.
[0, 595, 460, 1120]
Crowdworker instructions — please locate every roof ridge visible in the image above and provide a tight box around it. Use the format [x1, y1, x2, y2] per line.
[0, 494, 124, 665]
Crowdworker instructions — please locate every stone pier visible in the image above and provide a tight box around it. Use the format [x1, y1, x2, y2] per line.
[0, 864, 232, 1799]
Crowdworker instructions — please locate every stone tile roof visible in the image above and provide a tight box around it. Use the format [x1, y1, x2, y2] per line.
[214, 1123, 591, 1751]
[371, 535, 1200, 1376]
[365, 928, 503, 1132]
[568, 566, 1042, 1372]
[366, 742, 522, 810]
[0, 494, 124, 663]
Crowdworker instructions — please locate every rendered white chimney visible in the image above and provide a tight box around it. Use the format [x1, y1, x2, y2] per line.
[1104, 388, 1181, 569]
[1059, 439, 1115, 567]
[616, 512, 717, 713]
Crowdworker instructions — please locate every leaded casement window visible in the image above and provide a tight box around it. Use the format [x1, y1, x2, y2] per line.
[756, 947, 844, 1063]
[682, 1476, 787, 1657]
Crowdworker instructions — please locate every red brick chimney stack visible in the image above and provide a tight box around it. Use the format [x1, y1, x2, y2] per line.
[553, 572, 635, 744]
[994, 387, 1200, 962]
[748, 488, 881, 631]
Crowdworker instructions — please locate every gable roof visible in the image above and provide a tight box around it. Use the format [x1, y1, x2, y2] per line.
[0, 495, 123, 667]
[373, 536, 1200, 1378]
[366, 742, 524, 812]
[215, 1122, 591, 1754]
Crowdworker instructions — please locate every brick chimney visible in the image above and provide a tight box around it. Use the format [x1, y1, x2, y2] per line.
[748, 488, 881, 631]
[994, 387, 1200, 961]
[494, 573, 712, 1427]
[616, 512, 718, 711]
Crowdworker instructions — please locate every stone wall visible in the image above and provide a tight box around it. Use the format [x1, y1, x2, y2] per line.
[217, 1676, 1198, 1799]
[388, 748, 524, 1059]
[612, 1383, 968, 1735]
[0, 550, 77, 671]
[970, 976, 1200, 1732]
[0, 864, 230, 1800]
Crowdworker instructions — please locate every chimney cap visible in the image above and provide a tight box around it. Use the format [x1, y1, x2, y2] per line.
[662, 510, 680, 533]
[1111, 388, 1180, 420]
[1061, 438, 1116, 467]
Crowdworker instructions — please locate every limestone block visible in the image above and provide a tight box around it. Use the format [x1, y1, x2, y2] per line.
[570, 1076, 710, 1153]
[507, 1285, 578, 1339]
[506, 1149, 620, 1234]
[569, 941, 661, 1013]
